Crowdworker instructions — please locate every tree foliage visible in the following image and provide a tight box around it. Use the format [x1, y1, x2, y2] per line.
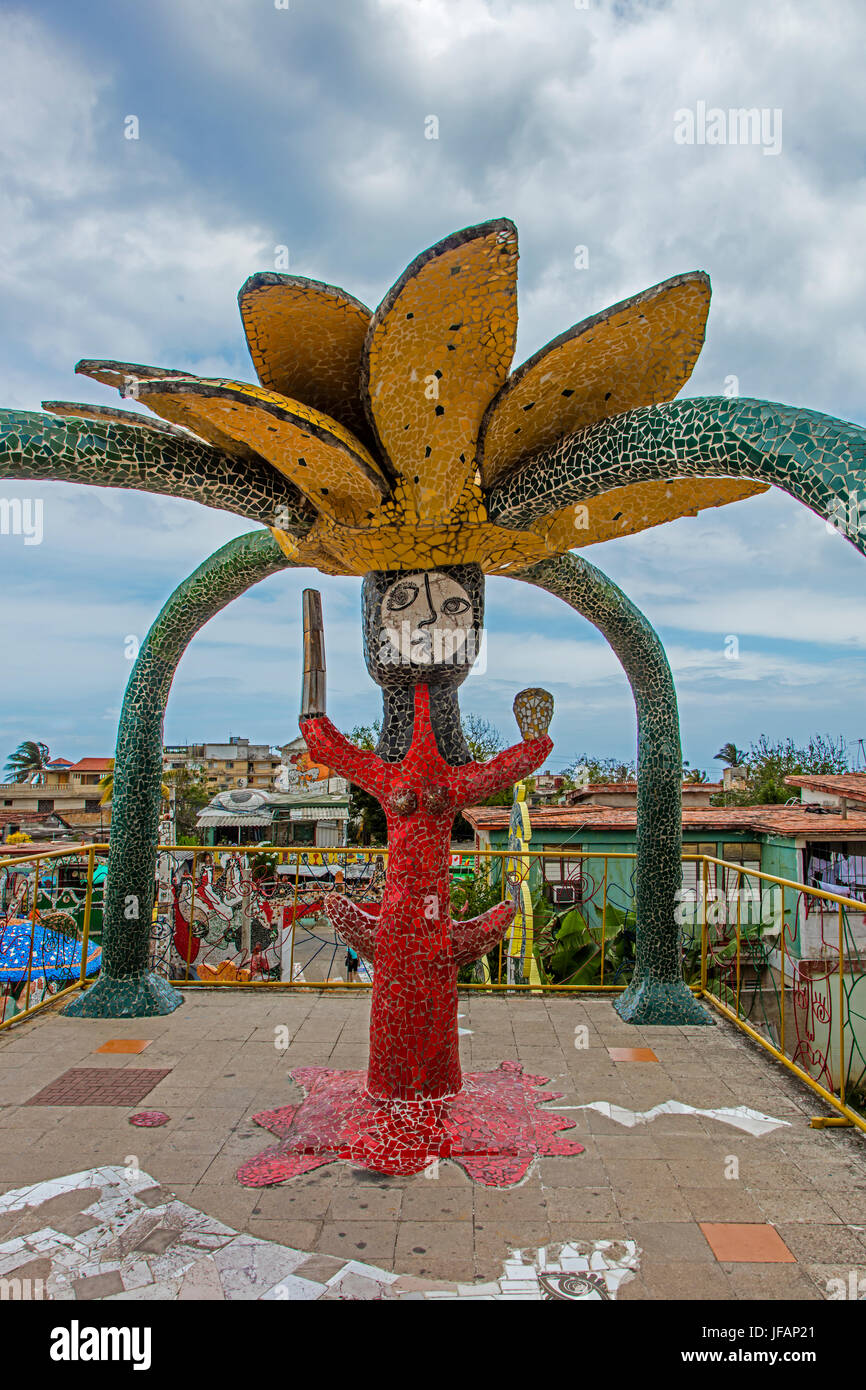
[347, 719, 386, 843]
[562, 754, 637, 784]
[461, 714, 504, 761]
[164, 767, 212, 840]
[4, 740, 51, 784]
[714, 741, 746, 767]
[711, 733, 849, 806]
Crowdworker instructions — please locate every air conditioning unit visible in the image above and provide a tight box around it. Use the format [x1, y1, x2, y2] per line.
[551, 884, 578, 906]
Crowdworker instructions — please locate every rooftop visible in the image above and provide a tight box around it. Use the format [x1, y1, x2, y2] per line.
[0, 839, 89, 858]
[568, 780, 723, 796]
[0, 809, 70, 826]
[464, 804, 866, 836]
[786, 773, 866, 804]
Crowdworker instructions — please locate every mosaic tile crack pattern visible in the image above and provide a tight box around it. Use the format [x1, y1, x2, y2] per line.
[0, 1167, 637, 1301]
[477, 269, 711, 487]
[302, 682, 552, 1100]
[571, 1100, 791, 1136]
[0, 223, 791, 577]
[0, 409, 314, 531]
[487, 396, 866, 563]
[237, 1061, 584, 1185]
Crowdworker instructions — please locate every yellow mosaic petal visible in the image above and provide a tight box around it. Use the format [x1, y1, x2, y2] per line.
[238, 274, 374, 448]
[74, 359, 263, 460]
[75, 359, 193, 392]
[135, 377, 388, 523]
[538, 476, 769, 556]
[477, 272, 711, 488]
[361, 219, 519, 518]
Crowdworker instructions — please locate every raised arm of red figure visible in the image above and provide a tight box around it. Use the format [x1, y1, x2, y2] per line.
[451, 733, 553, 806]
[300, 715, 388, 800]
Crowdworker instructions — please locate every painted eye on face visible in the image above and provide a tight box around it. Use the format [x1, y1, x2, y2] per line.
[386, 582, 419, 612]
[440, 596, 470, 618]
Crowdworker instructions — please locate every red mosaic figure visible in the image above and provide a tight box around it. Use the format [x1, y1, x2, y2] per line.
[299, 581, 553, 1102]
[235, 572, 583, 1185]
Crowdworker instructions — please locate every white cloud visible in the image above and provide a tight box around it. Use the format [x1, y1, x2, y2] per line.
[1, 0, 865, 769]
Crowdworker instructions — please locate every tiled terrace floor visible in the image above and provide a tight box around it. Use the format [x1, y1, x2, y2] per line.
[1, 990, 865, 1300]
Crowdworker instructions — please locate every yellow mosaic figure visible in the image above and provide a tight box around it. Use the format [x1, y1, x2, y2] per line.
[54, 218, 765, 577]
[505, 778, 542, 987]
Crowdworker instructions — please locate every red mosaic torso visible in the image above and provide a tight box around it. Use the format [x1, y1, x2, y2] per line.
[302, 685, 551, 1101]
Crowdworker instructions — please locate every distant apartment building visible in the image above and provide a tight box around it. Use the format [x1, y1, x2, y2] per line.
[163, 736, 282, 792]
[0, 756, 113, 840]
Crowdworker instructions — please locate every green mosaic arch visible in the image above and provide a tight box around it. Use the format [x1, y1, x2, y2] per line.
[0, 409, 315, 532]
[64, 528, 297, 1017]
[516, 553, 708, 1025]
[7, 392, 865, 1024]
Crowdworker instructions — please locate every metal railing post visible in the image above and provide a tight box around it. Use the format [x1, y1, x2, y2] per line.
[78, 843, 96, 988]
[838, 902, 846, 1105]
[780, 883, 786, 1058]
[600, 855, 608, 986]
[700, 857, 709, 994]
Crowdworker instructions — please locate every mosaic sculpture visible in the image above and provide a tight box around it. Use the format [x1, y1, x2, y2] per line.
[299, 580, 552, 1102]
[2, 217, 865, 1040]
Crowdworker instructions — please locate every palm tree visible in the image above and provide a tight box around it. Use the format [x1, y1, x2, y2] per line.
[4, 740, 51, 784]
[714, 742, 746, 768]
[98, 759, 170, 807]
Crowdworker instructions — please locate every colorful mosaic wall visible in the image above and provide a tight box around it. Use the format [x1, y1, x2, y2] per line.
[65, 530, 297, 1018]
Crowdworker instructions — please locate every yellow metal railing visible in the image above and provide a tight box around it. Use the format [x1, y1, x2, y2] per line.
[1, 840, 865, 1134]
[0, 841, 106, 1029]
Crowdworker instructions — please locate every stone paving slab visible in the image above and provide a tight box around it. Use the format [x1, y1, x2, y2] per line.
[0, 991, 864, 1299]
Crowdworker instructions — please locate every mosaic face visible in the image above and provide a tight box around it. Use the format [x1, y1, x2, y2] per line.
[379, 571, 474, 667]
[362, 563, 484, 693]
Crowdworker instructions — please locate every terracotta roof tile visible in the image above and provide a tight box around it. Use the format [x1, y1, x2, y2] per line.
[0, 809, 70, 826]
[569, 780, 722, 795]
[462, 804, 866, 836]
[785, 773, 866, 804]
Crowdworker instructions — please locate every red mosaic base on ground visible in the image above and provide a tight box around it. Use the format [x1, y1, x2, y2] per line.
[24, 1068, 172, 1107]
[237, 1061, 584, 1187]
[129, 1110, 171, 1127]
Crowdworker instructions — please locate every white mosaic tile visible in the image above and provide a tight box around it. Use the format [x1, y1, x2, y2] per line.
[571, 1099, 790, 1135]
[0, 1167, 640, 1301]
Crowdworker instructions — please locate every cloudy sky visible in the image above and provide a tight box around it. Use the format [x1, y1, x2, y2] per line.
[1, 0, 864, 775]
